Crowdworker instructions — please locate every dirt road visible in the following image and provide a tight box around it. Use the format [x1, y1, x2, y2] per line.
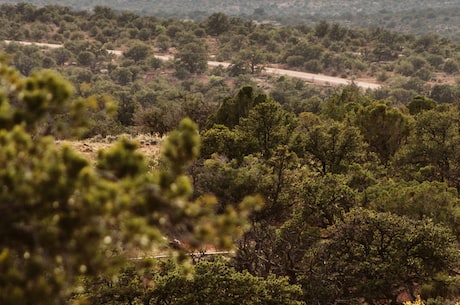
[265, 66, 381, 89]
[3, 40, 381, 89]
[208, 60, 381, 89]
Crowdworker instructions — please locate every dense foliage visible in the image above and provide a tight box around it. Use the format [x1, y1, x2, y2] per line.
[0, 3, 459, 305]
[0, 1, 459, 40]
[0, 58, 261, 304]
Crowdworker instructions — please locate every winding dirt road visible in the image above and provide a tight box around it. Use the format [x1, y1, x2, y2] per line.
[3, 40, 382, 89]
[208, 60, 381, 89]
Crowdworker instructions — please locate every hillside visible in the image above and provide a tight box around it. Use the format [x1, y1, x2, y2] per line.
[0, 0, 458, 15]
[1, 3, 460, 305]
[0, 0, 459, 40]
[1, 2, 458, 128]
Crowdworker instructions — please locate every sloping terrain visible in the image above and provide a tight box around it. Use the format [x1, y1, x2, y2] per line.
[1, 0, 459, 40]
[0, 0, 458, 16]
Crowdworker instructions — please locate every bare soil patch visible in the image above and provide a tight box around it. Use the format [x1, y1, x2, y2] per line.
[57, 134, 163, 162]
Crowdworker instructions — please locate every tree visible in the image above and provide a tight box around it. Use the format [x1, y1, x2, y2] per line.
[236, 98, 296, 159]
[175, 41, 208, 74]
[110, 66, 134, 85]
[295, 117, 365, 175]
[321, 84, 370, 121]
[247, 208, 321, 281]
[394, 106, 460, 187]
[328, 23, 348, 41]
[236, 47, 267, 74]
[86, 259, 305, 305]
[355, 102, 412, 164]
[181, 95, 217, 130]
[77, 50, 96, 67]
[15, 2, 37, 22]
[284, 41, 323, 65]
[371, 43, 397, 62]
[213, 86, 264, 129]
[155, 34, 171, 52]
[430, 84, 459, 103]
[204, 12, 230, 36]
[407, 95, 436, 115]
[192, 155, 241, 206]
[134, 102, 184, 136]
[268, 77, 321, 114]
[302, 209, 459, 305]
[123, 42, 152, 63]
[0, 60, 260, 305]
[235, 172, 356, 282]
[176, 260, 305, 305]
[365, 180, 460, 238]
[92, 5, 116, 21]
[84, 264, 144, 305]
[41, 55, 56, 69]
[301, 173, 357, 228]
[443, 59, 459, 75]
[13, 51, 41, 76]
[200, 124, 239, 159]
[314, 20, 330, 38]
[51, 47, 72, 66]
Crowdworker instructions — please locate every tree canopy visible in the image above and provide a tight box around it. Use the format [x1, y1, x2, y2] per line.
[0, 58, 262, 305]
[1, 4, 460, 305]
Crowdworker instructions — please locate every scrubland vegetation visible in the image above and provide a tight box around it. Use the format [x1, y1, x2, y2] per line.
[0, 3, 459, 305]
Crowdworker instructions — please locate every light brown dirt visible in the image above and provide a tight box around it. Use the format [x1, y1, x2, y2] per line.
[56, 135, 162, 162]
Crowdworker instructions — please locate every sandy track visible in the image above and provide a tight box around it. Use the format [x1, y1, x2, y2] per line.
[4, 40, 381, 89]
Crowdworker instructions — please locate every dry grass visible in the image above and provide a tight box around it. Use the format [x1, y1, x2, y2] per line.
[56, 134, 163, 162]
